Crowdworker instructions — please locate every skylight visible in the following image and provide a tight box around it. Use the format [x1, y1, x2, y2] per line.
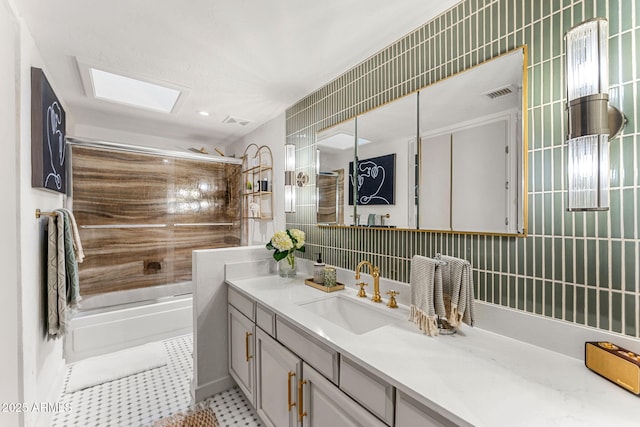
[317, 132, 371, 151]
[89, 68, 181, 113]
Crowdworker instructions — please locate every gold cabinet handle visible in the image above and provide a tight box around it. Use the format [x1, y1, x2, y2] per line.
[287, 371, 296, 411]
[245, 332, 253, 362]
[297, 379, 308, 422]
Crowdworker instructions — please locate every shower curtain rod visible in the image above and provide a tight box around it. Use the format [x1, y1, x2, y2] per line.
[66, 136, 243, 165]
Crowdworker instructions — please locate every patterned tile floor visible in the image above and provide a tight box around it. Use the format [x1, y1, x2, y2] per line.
[51, 335, 262, 427]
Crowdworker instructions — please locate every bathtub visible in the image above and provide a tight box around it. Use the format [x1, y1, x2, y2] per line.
[64, 283, 193, 363]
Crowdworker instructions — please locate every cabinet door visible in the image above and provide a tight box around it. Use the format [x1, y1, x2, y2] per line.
[396, 391, 461, 427]
[301, 363, 386, 427]
[228, 305, 255, 404]
[255, 328, 301, 427]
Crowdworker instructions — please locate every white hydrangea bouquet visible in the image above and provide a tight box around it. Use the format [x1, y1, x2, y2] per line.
[266, 229, 306, 275]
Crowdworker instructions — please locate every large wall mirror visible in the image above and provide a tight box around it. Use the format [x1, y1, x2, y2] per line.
[317, 118, 355, 225]
[316, 46, 527, 235]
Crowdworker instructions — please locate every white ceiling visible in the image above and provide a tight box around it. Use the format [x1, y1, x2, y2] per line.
[14, 0, 460, 146]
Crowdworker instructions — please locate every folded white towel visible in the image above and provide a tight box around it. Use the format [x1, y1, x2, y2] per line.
[410, 255, 446, 336]
[440, 255, 475, 327]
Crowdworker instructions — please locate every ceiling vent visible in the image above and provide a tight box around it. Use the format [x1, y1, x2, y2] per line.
[222, 115, 252, 126]
[483, 85, 516, 100]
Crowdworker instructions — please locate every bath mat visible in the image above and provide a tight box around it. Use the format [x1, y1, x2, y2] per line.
[148, 399, 219, 427]
[66, 342, 168, 393]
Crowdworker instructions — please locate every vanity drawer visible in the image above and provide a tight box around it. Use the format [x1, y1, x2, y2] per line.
[256, 303, 275, 337]
[340, 355, 394, 425]
[228, 287, 255, 321]
[276, 316, 339, 384]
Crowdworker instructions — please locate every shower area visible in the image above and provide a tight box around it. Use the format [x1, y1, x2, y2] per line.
[64, 138, 242, 362]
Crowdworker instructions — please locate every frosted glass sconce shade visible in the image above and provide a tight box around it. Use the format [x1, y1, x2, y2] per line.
[566, 135, 609, 210]
[565, 19, 608, 102]
[565, 18, 611, 211]
[284, 143, 296, 212]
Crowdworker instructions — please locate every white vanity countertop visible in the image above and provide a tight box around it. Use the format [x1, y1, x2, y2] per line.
[227, 274, 640, 427]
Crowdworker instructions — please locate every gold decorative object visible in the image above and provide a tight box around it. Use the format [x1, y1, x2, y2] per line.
[304, 278, 344, 293]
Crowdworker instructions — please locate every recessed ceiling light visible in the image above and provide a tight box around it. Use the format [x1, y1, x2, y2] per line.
[198, 111, 210, 116]
[88, 68, 181, 113]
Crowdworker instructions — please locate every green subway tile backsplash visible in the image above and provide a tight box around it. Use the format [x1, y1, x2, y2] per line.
[285, 0, 640, 339]
[624, 241, 636, 293]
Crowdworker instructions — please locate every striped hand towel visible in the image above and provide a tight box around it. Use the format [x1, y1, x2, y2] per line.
[410, 255, 446, 336]
[440, 255, 475, 328]
[46, 209, 84, 336]
[47, 212, 68, 336]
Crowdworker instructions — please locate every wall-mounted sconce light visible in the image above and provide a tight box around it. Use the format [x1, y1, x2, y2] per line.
[284, 143, 296, 213]
[565, 18, 626, 211]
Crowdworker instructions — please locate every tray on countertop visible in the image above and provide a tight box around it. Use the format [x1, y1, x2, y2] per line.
[304, 278, 345, 292]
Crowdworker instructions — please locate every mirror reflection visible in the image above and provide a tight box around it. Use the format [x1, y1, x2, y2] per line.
[317, 118, 355, 225]
[354, 94, 417, 228]
[419, 48, 525, 234]
[315, 47, 526, 235]
[316, 171, 344, 224]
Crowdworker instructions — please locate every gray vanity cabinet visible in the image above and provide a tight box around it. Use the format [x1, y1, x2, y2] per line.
[302, 362, 387, 427]
[227, 284, 459, 427]
[395, 391, 459, 427]
[255, 327, 301, 427]
[228, 305, 256, 404]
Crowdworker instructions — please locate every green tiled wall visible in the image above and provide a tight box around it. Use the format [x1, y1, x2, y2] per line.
[285, 0, 639, 338]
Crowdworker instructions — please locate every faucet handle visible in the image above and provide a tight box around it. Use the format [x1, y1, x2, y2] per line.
[386, 290, 399, 308]
[356, 282, 368, 298]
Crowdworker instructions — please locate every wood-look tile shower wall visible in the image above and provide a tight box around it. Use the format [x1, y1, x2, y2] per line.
[71, 146, 241, 296]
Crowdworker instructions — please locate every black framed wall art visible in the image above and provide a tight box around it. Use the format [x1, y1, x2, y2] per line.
[31, 67, 66, 193]
[348, 153, 396, 205]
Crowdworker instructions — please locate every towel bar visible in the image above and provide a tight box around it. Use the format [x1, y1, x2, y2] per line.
[35, 209, 57, 219]
[434, 253, 447, 266]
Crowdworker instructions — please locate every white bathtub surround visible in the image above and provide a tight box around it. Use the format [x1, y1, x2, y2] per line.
[66, 342, 168, 393]
[191, 245, 274, 401]
[64, 295, 192, 363]
[225, 259, 640, 426]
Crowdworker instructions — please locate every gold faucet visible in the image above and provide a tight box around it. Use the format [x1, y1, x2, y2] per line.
[355, 260, 382, 303]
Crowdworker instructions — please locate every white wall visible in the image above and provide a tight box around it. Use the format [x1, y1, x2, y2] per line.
[0, 2, 69, 425]
[18, 26, 68, 427]
[0, 2, 22, 426]
[226, 113, 286, 244]
[192, 246, 272, 401]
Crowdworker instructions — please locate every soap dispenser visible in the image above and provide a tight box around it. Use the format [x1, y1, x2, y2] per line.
[313, 253, 325, 284]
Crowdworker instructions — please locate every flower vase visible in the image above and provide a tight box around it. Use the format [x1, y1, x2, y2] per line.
[278, 254, 297, 278]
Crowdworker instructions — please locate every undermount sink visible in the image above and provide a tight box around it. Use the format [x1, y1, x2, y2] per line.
[298, 294, 406, 334]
